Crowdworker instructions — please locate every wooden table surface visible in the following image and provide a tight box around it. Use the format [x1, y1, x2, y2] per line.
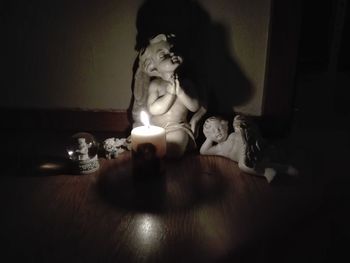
[0, 147, 326, 263]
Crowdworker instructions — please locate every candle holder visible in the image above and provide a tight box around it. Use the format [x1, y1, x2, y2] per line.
[132, 143, 166, 211]
[131, 111, 166, 158]
[130, 111, 166, 179]
[132, 143, 161, 179]
[66, 132, 100, 174]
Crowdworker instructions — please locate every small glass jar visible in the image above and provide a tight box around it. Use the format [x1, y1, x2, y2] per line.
[66, 132, 99, 174]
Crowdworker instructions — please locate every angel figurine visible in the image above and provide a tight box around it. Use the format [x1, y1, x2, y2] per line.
[131, 33, 206, 158]
[200, 115, 298, 183]
[76, 137, 90, 161]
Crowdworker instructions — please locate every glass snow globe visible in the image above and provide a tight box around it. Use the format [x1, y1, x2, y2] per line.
[66, 132, 99, 174]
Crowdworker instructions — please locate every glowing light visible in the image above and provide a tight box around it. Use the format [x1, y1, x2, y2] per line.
[140, 111, 150, 127]
[39, 162, 63, 170]
[139, 215, 154, 237]
[131, 110, 166, 157]
[131, 214, 163, 254]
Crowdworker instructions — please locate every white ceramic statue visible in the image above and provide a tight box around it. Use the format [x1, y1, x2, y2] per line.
[200, 115, 298, 183]
[103, 137, 131, 159]
[132, 33, 206, 158]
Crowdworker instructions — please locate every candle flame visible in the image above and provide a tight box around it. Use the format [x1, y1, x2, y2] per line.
[140, 111, 150, 127]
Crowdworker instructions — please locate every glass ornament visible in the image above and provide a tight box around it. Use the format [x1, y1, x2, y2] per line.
[66, 132, 99, 174]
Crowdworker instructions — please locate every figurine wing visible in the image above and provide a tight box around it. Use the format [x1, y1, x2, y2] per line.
[132, 66, 150, 127]
[240, 117, 265, 169]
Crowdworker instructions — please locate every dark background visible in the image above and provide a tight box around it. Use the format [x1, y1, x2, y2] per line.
[1, 0, 350, 262]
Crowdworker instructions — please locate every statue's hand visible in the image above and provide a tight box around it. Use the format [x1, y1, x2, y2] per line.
[166, 74, 181, 95]
[173, 75, 181, 95]
[166, 78, 177, 95]
[203, 126, 211, 139]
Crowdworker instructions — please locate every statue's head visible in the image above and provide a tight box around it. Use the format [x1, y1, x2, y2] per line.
[203, 116, 229, 143]
[139, 34, 183, 79]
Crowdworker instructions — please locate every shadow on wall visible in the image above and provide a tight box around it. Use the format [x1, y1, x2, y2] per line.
[127, 0, 253, 123]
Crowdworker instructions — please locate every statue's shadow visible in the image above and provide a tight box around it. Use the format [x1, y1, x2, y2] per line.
[97, 156, 228, 213]
[129, 0, 254, 124]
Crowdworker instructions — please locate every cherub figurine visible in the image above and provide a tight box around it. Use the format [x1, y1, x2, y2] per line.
[200, 115, 298, 183]
[75, 137, 90, 161]
[132, 33, 206, 158]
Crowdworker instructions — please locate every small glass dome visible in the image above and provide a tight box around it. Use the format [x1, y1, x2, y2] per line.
[66, 132, 99, 174]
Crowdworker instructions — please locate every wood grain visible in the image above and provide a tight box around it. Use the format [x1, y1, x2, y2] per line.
[0, 152, 323, 262]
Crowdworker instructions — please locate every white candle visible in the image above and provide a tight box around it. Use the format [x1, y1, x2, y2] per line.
[131, 111, 166, 158]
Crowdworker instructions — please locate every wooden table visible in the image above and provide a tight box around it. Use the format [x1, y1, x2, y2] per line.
[1, 151, 324, 262]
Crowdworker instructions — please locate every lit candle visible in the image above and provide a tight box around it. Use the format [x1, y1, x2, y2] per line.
[131, 111, 166, 158]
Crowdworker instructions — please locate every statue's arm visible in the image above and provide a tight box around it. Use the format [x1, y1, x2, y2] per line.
[147, 81, 176, 115]
[200, 138, 217, 155]
[190, 105, 206, 136]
